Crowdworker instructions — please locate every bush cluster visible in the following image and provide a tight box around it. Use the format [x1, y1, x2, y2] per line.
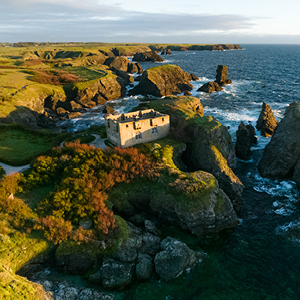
[22, 141, 159, 245]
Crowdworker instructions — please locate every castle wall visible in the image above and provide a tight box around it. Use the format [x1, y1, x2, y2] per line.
[105, 110, 170, 148]
[119, 115, 170, 148]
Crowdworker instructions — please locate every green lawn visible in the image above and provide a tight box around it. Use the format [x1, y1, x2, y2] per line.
[0, 126, 64, 166]
[62, 66, 106, 81]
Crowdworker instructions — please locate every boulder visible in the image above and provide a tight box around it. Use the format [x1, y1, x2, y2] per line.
[129, 64, 193, 97]
[79, 219, 93, 230]
[140, 232, 161, 256]
[258, 102, 300, 179]
[215, 65, 232, 86]
[38, 280, 115, 300]
[103, 104, 115, 114]
[256, 102, 278, 137]
[191, 73, 199, 81]
[132, 51, 164, 62]
[235, 121, 257, 160]
[112, 235, 142, 262]
[69, 100, 83, 111]
[184, 71, 199, 82]
[101, 258, 135, 289]
[136, 254, 153, 280]
[56, 107, 69, 115]
[144, 220, 161, 236]
[166, 49, 172, 55]
[154, 237, 197, 281]
[197, 82, 223, 93]
[68, 112, 82, 119]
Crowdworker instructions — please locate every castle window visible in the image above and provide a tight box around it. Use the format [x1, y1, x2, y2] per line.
[134, 121, 142, 130]
[162, 118, 164, 122]
[152, 127, 158, 134]
[126, 124, 129, 128]
[136, 132, 142, 139]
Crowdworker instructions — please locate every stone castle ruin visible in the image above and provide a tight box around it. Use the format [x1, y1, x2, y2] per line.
[105, 109, 170, 148]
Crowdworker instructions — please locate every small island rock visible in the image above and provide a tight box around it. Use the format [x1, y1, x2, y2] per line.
[256, 102, 278, 137]
[235, 121, 257, 160]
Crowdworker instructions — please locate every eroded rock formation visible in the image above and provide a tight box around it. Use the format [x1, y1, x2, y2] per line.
[132, 51, 164, 62]
[235, 122, 257, 160]
[256, 102, 278, 137]
[129, 64, 193, 97]
[215, 65, 232, 86]
[197, 82, 223, 93]
[258, 102, 300, 180]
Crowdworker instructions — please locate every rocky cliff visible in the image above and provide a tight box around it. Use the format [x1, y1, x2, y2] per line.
[258, 102, 300, 182]
[129, 65, 194, 97]
[133, 96, 244, 211]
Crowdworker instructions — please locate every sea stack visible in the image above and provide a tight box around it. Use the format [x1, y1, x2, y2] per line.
[256, 102, 278, 137]
[215, 65, 232, 86]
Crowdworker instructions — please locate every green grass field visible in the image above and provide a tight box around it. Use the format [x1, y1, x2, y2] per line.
[0, 126, 65, 166]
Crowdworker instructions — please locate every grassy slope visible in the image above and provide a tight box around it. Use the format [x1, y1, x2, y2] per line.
[0, 46, 108, 118]
[0, 125, 66, 165]
[0, 230, 53, 300]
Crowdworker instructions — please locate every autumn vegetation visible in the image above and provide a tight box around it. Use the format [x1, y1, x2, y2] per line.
[26, 69, 82, 85]
[0, 141, 160, 248]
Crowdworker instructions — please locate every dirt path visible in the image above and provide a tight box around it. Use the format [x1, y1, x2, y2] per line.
[89, 134, 107, 150]
[0, 162, 30, 175]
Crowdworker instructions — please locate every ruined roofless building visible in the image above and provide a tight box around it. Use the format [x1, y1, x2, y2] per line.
[105, 109, 170, 148]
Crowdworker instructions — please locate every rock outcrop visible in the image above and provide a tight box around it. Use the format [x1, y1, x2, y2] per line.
[0, 106, 56, 129]
[133, 51, 164, 62]
[104, 57, 143, 74]
[131, 96, 243, 211]
[154, 237, 197, 281]
[129, 64, 193, 97]
[36, 280, 115, 300]
[197, 82, 223, 93]
[182, 116, 243, 211]
[235, 122, 257, 160]
[258, 102, 300, 180]
[81, 221, 204, 287]
[197, 65, 232, 93]
[215, 65, 232, 86]
[75, 73, 127, 108]
[256, 102, 278, 137]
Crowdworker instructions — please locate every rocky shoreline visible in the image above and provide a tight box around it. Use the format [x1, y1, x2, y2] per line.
[3, 43, 300, 299]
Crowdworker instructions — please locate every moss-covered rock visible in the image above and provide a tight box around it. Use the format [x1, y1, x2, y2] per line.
[109, 138, 237, 236]
[133, 96, 243, 210]
[75, 72, 127, 108]
[129, 65, 194, 97]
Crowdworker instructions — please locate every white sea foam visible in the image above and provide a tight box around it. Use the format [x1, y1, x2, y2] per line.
[252, 174, 299, 216]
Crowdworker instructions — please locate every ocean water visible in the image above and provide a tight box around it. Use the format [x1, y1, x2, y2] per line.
[61, 45, 300, 299]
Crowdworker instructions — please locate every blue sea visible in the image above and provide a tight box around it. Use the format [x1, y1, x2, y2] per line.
[60, 45, 300, 299]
